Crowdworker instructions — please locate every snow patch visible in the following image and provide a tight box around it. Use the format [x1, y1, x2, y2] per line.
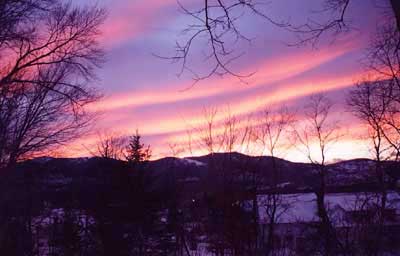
[182, 158, 206, 166]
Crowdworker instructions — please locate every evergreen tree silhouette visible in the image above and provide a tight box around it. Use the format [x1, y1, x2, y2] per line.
[125, 129, 151, 167]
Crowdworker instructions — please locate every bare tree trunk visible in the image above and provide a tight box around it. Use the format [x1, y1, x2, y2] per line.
[374, 159, 387, 256]
[316, 165, 348, 256]
[316, 171, 332, 255]
[265, 196, 276, 256]
[391, 0, 400, 32]
[295, 94, 344, 255]
[265, 157, 279, 256]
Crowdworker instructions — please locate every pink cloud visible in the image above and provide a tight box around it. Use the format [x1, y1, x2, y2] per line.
[90, 40, 358, 112]
[100, 0, 178, 47]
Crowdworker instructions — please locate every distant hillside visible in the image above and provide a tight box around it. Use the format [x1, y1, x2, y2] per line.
[5, 153, 400, 196]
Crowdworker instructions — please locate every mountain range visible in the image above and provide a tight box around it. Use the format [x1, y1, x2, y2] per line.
[8, 152, 400, 196]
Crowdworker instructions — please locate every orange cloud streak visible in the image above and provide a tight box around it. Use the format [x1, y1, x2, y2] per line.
[70, 70, 366, 160]
[121, 71, 364, 137]
[67, 69, 371, 160]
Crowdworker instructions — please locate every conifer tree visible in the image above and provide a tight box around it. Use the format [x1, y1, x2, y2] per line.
[125, 129, 151, 166]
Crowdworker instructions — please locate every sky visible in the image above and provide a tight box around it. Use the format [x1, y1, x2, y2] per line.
[67, 0, 390, 162]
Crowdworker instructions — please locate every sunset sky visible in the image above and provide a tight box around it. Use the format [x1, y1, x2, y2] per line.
[70, 0, 388, 162]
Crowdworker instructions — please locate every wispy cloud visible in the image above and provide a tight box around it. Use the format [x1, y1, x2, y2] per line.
[64, 0, 381, 162]
[100, 0, 178, 47]
[90, 41, 357, 112]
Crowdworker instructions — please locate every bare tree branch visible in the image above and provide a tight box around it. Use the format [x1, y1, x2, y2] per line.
[0, 1, 106, 168]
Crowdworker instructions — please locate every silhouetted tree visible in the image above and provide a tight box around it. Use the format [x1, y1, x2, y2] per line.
[294, 93, 344, 255]
[0, 0, 53, 48]
[0, 1, 106, 255]
[125, 129, 151, 166]
[90, 131, 126, 160]
[348, 80, 393, 255]
[0, 1, 106, 169]
[123, 130, 159, 255]
[255, 105, 295, 255]
[184, 107, 257, 255]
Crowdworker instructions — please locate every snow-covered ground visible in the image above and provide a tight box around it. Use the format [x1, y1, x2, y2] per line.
[256, 191, 400, 224]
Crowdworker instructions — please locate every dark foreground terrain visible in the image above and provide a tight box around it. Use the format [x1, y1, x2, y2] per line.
[0, 153, 399, 255]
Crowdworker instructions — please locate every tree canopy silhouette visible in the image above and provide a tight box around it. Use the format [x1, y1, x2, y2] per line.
[125, 129, 152, 166]
[0, 1, 106, 168]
